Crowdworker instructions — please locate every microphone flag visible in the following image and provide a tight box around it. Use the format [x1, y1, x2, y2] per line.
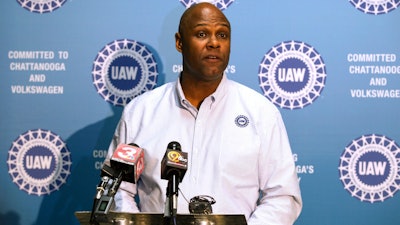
[111, 143, 144, 183]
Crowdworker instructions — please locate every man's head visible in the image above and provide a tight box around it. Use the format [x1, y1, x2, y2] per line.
[175, 2, 231, 82]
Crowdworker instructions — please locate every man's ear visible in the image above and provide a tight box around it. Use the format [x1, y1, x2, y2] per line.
[175, 32, 182, 52]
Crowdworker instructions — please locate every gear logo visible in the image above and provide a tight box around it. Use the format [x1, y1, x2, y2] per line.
[7, 129, 72, 196]
[258, 40, 327, 110]
[179, 0, 234, 10]
[235, 115, 249, 128]
[92, 39, 158, 106]
[16, 0, 67, 13]
[349, 0, 400, 15]
[338, 134, 400, 203]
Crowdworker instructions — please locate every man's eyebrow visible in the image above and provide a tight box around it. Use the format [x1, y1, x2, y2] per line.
[193, 22, 230, 29]
[219, 23, 230, 29]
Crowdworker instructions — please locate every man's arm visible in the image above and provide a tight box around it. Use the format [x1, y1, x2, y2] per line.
[248, 112, 302, 225]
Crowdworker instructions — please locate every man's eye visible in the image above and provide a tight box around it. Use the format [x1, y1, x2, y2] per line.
[197, 32, 206, 38]
[218, 33, 228, 39]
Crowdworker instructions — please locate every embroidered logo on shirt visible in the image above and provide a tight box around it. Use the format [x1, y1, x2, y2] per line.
[235, 115, 249, 127]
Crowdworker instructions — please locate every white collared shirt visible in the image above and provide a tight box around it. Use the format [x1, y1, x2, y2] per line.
[105, 74, 302, 225]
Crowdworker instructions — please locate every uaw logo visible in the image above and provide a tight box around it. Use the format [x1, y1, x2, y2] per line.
[235, 115, 249, 128]
[7, 129, 72, 196]
[17, 0, 67, 13]
[338, 134, 400, 203]
[180, 0, 235, 10]
[349, 0, 400, 15]
[92, 39, 158, 106]
[258, 40, 327, 110]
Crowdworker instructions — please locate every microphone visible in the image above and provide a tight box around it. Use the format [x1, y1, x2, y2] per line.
[161, 141, 187, 181]
[161, 141, 188, 219]
[110, 143, 145, 184]
[91, 143, 144, 222]
[94, 164, 115, 200]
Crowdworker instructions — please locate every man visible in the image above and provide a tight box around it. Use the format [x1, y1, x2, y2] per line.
[105, 2, 302, 224]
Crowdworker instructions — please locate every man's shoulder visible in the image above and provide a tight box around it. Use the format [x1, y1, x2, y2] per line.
[227, 78, 279, 113]
[124, 82, 175, 108]
[227, 79, 269, 101]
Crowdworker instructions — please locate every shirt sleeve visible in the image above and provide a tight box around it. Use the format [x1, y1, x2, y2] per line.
[248, 111, 302, 225]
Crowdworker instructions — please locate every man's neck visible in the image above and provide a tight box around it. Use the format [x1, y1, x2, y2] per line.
[180, 73, 222, 109]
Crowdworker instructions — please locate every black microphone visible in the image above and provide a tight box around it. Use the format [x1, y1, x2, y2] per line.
[161, 141, 188, 218]
[161, 141, 187, 181]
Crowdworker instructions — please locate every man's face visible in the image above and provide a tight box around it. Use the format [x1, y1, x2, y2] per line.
[176, 5, 231, 82]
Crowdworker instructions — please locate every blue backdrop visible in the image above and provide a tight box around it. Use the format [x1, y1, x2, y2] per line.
[1, 0, 400, 225]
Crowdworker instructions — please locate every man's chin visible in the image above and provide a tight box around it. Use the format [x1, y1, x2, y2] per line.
[203, 67, 225, 77]
[201, 73, 224, 82]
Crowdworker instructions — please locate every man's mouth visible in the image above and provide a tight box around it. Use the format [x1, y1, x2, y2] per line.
[205, 55, 220, 60]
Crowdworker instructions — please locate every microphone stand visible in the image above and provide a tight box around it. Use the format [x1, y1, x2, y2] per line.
[164, 173, 180, 225]
[90, 171, 124, 225]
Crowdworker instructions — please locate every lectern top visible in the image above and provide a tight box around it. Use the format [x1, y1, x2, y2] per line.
[75, 211, 247, 225]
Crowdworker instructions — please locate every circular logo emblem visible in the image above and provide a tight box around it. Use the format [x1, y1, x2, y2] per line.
[338, 134, 400, 203]
[235, 115, 249, 127]
[179, 0, 235, 10]
[168, 151, 182, 163]
[7, 129, 72, 196]
[349, 0, 400, 15]
[258, 40, 327, 110]
[17, 0, 67, 13]
[92, 39, 158, 106]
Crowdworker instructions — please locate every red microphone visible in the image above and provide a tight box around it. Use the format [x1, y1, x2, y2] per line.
[93, 143, 145, 217]
[110, 143, 144, 183]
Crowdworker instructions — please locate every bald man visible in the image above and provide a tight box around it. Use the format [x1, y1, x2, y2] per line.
[105, 3, 302, 225]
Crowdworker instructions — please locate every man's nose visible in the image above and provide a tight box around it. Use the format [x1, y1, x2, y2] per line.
[207, 36, 220, 48]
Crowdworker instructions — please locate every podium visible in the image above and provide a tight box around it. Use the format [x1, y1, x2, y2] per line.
[75, 211, 247, 225]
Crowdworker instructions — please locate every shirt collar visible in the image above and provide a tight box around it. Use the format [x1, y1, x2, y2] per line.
[176, 73, 228, 110]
